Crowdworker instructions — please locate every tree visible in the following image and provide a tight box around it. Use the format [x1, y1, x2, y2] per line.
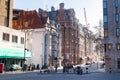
[94, 20, 103, 38]
[94, 20, 104, 61]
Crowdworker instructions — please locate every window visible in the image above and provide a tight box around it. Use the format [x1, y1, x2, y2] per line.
[5, 0, 8, 6]
[116, 43, 120, 50]
[104, 22, 108, 29]
[103, 1, 107, 8]
[21, 37, 24, 44]
[104, 44, 106, 52]
[116, 28, 120, 37]
[4, 17, 7, 27]
[115, 0, 119, 8]
[103, 8, 107, 15]
[51, 11, 57, 18]
[12, 35, 18, 43]
[117, 58, 120, 69]
[115, 13, 119, 23]
[3, 33, 9, 41]
[108, 44, 112, 50]
[104, 30, 108, 38]
[104, 15, 108, 22]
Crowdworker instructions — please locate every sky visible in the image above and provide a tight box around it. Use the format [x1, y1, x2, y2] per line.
[13, 0, 103, 31]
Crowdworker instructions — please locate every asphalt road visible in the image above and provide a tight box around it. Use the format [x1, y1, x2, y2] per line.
[0, 71, 120, 80]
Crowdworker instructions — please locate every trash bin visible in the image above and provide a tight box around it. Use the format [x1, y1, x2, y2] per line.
[0, 63, 4, 73]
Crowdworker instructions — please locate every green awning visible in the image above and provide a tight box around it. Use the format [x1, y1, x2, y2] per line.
[0, 48, 32, 58]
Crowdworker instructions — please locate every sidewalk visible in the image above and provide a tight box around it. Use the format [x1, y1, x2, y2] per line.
[0, 65, 106, 75]
[0, 70, 40, 75]
[93, 68, 105, 73]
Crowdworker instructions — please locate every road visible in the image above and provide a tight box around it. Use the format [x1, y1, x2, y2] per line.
[0, 71, 120, 80]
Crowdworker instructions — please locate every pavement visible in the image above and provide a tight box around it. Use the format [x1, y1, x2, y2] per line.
[0, 70, 40, 75]
[0, 62, 105, 75]
[1, 68, 105, 75]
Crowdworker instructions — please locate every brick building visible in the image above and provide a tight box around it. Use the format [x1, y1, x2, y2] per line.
[0, 0, 13, 27]
[12, 10, 45, 29]
[46, 3, 80, 66]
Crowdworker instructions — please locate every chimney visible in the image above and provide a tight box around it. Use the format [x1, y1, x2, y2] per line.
[59, 3, 64, 9]
[51, 6, 55, 11]
[38, 8, 43, 15]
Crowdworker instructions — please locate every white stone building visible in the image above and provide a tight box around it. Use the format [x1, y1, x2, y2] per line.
[0, 25, 31, 70]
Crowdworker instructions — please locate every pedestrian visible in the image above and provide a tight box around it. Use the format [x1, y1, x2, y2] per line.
[77, 66, 81, 74]
[63, 66, 65, 73]
[80, 68, 83, 75]
[86, 67, 88, 74]
[109, 68, 111, 73]
[37, 64, 40, 70]
[74, 67, 77, 73]
[55, 65, 57, 72]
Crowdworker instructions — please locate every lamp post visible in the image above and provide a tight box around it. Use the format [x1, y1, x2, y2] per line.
[63, 26, 65, 66]
[23, 21, 28, 68]
[24, 30, 26, 63]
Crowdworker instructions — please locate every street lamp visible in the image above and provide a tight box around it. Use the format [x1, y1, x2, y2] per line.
[24, 31, 26, 63]
[23, 22, 28, 67]
[63, 26, 66, 66]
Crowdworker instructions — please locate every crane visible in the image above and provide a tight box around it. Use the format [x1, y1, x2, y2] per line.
[84, 8, 90, 29]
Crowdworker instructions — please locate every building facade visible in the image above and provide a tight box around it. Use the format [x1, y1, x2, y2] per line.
[0, 25, 31, 71]
[82, 27, 95, 65]
[12, 10, 61, 68]
[46, 3, 80, 66]
[79, 24, 85, 64]
[12, 10, 46, 68]
[0, 0, 13, 27]
[103, 0, 120, 72]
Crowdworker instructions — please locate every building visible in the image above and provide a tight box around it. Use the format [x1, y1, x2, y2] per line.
[79, 24, 85, 64]
[0, 0, 32, 71]
[82, 27, 95, 65]
[103, 0, 120, 72]
[12, 9, 61, 68]
[0, 0, 13, 27]
[46, 3, 80, 66]
[0, 25, 31, 71]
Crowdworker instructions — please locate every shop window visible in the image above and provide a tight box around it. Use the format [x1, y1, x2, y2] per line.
[107, 44, 112, 50]
[3, 32, 9, 41]
[104, 30, 108, 38]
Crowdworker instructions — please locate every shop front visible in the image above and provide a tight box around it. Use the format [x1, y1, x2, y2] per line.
[0, 48, 32, 71]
